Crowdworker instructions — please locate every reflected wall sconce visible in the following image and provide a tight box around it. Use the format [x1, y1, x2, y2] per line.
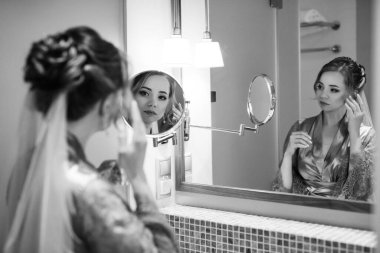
[195, 0, 224, 68]
[162, 0, 191, 66]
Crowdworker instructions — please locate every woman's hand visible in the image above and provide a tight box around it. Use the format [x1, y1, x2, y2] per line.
[345, 94, 364, 137]
[117, 99, 147, 181]
[284, 131, 312, 157]
[169, 102, 183, 124]
[345, 94, 364, 154]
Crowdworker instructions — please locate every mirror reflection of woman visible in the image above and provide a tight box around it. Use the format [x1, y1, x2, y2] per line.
[131, 71, 183, 134]
[273, 57, 375, 201]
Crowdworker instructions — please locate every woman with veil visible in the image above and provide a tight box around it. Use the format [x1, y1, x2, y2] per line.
[273, 56, 376, 201]
[4, 26, 179, 253]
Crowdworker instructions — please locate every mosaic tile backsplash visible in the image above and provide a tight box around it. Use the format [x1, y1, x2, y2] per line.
[160, 205, 377, 253]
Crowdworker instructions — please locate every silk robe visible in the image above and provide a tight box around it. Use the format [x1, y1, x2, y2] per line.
[67, 133, 179, 253]
[273, 113, 375, 201]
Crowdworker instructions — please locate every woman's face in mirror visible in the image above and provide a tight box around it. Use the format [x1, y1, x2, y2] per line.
[135, 75, 171, 126]
[314, 71, 349, 112]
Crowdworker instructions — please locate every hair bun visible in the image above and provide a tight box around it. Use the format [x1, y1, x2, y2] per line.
[24, 33, 86, 91]
[357, 64, 366, 91]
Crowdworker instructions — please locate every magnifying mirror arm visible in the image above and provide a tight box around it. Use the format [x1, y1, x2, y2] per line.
[152, 132, 178, 147]
[190, 124, 258, 136]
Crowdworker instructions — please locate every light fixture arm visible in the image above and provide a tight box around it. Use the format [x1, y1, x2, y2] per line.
[190, 124, 258, 136]
[171, 0, 182, 35]
[153, 132, 178, 147]
[203, 0, 211, 39]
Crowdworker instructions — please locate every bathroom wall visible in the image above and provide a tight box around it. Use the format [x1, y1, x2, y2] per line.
[127, 0, 214, 188]
[181, 0, 213, 185]
[299, 0, 362, 119]
[208, 0, 278, 190]
[356, 0, 373, 112]
[0, 0, 124, 249]
[126, 0, 176, 207]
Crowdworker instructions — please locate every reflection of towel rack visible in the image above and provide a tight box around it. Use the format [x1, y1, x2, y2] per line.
[301, 21, 340, 30]
[301, 44, 341, 54]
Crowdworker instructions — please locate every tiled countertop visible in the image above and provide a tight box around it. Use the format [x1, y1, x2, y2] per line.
[161, 204, 376, 252]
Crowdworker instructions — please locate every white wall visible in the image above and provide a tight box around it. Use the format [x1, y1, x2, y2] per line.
[0, 0, 124, 249]
[127, 0, 214, 188]
[207, 0, 278, 190]
[181, 0, 213, 185]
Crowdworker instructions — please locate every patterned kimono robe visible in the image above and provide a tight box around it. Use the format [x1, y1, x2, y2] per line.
[273, 113, 375, 201]
[67, 133, 179, 253]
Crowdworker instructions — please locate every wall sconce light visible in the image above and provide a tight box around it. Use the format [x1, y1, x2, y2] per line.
[162, 0, 191, 66]
[195, 0, 224, 68]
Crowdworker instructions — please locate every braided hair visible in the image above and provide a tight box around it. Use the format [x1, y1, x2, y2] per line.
[24, 26, 127, 121]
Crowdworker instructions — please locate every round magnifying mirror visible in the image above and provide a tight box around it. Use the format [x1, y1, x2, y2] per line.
[127, 70, 185, 137]
[247, 74, 276, 126]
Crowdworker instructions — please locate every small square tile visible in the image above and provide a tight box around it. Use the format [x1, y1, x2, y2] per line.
[356, 245, 363, 251]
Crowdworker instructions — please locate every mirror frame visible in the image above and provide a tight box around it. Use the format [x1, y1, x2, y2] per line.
[173, 1, 372, 223]
[247, 74, 276, 126]
[129, 70, 187, 139]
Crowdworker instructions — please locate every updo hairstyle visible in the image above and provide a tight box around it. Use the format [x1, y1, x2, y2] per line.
[24, 26, 127, 121]
[314, 56, 366, 94]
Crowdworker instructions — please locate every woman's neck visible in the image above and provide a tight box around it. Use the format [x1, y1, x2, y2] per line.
[67, 107, 101, 148]
[67, 121, 94, 148]
[322, 105, 346, 126]
[145, 123, 153, 134]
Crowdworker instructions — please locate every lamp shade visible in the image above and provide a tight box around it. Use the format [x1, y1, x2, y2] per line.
[162, 35, 192, 67]
[195, 39, 224, 68]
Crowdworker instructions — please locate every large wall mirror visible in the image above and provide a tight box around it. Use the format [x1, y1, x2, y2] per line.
[175, 0, 374, 220]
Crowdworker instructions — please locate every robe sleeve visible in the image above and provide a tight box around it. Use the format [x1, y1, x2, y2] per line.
[272, 121, 309, 194]
[341, 126, 376, 201]
[72, 178, 179, 253]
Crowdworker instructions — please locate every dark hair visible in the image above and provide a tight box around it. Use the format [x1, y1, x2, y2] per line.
[24, 26, 127, 121]
[314, 56, 366, 93]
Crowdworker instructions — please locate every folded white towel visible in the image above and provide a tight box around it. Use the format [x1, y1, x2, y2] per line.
[300, 9, 327, 23]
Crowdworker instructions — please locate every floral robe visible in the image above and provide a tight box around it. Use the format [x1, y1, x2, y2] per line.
[67, 133, 179, 253]
[273, 113, 376, 201]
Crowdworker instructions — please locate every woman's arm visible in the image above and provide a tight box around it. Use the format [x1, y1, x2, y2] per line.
[273, 121, 312, 192]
